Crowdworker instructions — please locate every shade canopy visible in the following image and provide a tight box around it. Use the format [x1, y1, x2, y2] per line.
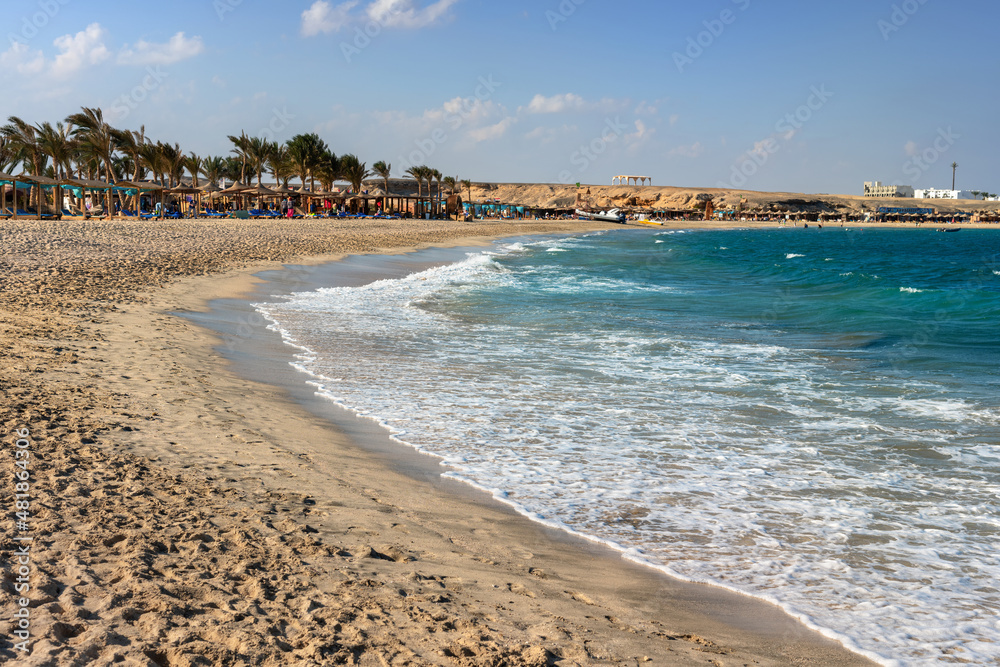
[60, 177, 113, 189]
[220, 181, 249, 194]
[115, 180, 164, 191]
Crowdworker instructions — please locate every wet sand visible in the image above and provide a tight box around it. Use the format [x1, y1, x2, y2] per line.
[0, 217, 875, 665]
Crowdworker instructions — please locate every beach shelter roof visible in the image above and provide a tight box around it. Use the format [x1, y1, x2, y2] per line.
[21, 174, 61, 186]
[169, 185, 200, 194]
[0, 172, 26, 183]
[221, 181, 249, 194]
[115, 180, 164, 191]
[198, 182, 222, 193]
[272, 184, 297, 194]
[245, 184, 279, 196]
[60, 177, 113, 189]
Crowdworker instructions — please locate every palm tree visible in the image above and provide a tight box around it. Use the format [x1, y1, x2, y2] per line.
[156, 142, 185, 188]
[185, 152, 203, 187]
[2, 116, 48, 213]
[36, 121, 76, 214]
[265, 145, 292, 189]
[66, 107, 117, 215]
[245, 137, 273, 186]
[372, 160, 391, 195]
[339, 154, 370, 194]
[112, 125, 148, 210]
[227, 131, 251, 184]
[431, 168, 443, 216]
[315, 149, 340, 192]
[286, 133, 328, 192]
[442, 175, 456, 195]
[201, 156, 225, 187]
[221, 157, 243, 185]
[952, 162, 958, 191]
[461, 179, 472, 202]
[0, 137, 15, 173]
[405, 165, 422, 197]
[418, 166, 434, 216]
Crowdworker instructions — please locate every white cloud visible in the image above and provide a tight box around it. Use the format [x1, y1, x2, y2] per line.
[468, 117, 516, 143]
[301, 0, 456, 35]
[668, 141, 703, 159]
[669, 114, 680, 126]
[118, 32, 204, 65]
[367, 0, 460, 28]
[904, 140, 918, 156]
[525, 93, 586, 114]
[627, 119, 654, 146]
[0, 42, 45, 75]
[51, 23, 110, 77]
[635, 101, 659, 116]
[302, 0, 359, 35]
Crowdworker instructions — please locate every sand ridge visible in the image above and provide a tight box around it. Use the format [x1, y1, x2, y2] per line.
[1, 217, 874, 665]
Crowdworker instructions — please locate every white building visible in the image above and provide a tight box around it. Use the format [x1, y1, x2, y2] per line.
[864, 181, 915, 198]
[913, 188, 976, 200]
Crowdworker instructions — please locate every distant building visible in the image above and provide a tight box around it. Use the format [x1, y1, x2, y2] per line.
[864, 181, 914, 198]
[914, 188, 976, 200]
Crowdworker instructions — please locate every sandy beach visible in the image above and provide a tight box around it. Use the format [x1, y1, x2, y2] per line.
[1, 217, 877, 666]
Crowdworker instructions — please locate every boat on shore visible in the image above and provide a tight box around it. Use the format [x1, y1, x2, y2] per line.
[576, 208, 626, 224]
[938, 227, 962, 232]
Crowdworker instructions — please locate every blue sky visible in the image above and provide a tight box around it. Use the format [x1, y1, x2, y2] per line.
[2, 0, 997, 195]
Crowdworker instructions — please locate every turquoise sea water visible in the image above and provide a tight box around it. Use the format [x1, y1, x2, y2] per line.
[256, 228, 1000, 665]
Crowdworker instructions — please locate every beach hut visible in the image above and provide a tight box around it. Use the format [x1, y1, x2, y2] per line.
[16, 174, 61, 218]
[116, 180, 165, 217]
[0, 172, 27, 218]
[59, 177, 113, 217]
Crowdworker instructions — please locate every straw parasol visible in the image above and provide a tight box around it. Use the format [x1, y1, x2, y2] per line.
[244, 183, 280, 212]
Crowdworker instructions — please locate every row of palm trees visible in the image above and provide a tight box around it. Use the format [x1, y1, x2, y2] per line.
[1, 106, 474, 215]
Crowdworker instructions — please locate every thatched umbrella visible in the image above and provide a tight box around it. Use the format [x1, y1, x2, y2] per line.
[219, 181, 249, 211]
[244, 184, 280, 213]
[169, 184, 200, 217]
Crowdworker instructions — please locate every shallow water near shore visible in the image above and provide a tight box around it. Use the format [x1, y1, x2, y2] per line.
[253, 227, 1000, 666]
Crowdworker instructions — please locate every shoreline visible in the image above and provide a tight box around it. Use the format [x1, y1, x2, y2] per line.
[168, 232, 881, 662]
[0, 218, 875, 665]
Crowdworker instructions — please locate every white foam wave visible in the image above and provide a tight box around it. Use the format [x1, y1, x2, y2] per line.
[252, 235, 1000, 666]
[787, 253, 806, 259]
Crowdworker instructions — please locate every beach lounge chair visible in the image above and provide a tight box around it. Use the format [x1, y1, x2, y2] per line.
[0, 207, 12, 218]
